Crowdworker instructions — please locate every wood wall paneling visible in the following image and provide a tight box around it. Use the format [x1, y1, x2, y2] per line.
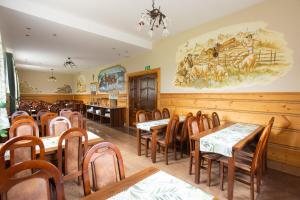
[160, 93, 300, 171]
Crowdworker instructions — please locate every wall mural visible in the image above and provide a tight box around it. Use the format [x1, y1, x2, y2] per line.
[76, 74, 87, 93]
[55, 84, 72, 93]
[20, 81, 42, 93]
[98, 65, 126, 92]
[175, 22, 292, 89]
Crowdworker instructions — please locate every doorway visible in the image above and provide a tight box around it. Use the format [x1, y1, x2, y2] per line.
[128, 69, 159, 126]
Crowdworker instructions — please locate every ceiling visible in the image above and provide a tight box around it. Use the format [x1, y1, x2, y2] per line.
[0, 0, 263, 72]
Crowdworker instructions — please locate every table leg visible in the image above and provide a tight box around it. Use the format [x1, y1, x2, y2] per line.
[194, 141, 200, 184]
[228, 153, 235, 200]
[137, 129, 141, 156]
[151, 130, 157, 163]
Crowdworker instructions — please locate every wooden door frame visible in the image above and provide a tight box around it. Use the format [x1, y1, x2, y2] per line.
[126, 68, 160, 126]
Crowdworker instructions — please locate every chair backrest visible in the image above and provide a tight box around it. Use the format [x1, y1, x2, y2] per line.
[82, 142, 125, 196]
[162, 108, 170, 119]
[136, 110, 148, 123]
[57, 128, 88, 180]
[0, 136, 45, 171]
[59, 109, 72, 119]
[180, 112, 193, 140]
[0, 160, 64, 200]
[41, 112, 58, 136]
[211, 112, 220, 127]
[69, 112, 84, 128]
[11, 115, 34, 124]
[199, 114, 211, 131]
[196, 110, 202, 119]
[36, 109, 49, 122]
[11, 111, 29, 121]
[165, 115, 180, 146]
[49, 116, 71, 137]
[9, 119, 39, 139]
[187, 116, 200, 152]
[152, 109, 162, 120]
[251, 117, 275, 173]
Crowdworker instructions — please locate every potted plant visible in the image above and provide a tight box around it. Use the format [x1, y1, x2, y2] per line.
[0, 129, 8, 143]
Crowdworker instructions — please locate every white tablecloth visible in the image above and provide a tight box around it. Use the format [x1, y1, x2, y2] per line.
[136, 116, 186, 131]
[3, 131, 100, 160]
[108, 170, 214, 200]
[200, 123, 259, 157]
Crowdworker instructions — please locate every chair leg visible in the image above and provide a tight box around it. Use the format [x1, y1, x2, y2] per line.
[189, 155, 193, 175]
[174, 142, 177, 160]
[158, 144, 161, 153]
[220, 162, 224, 191]
[180, 141, 183, 158]
[250, 174, 255, 200]
[165, 146, 169, 165]
[145, 139, 149, 157]
[257, 168, 261, 193]
[207, 159, 212, 187]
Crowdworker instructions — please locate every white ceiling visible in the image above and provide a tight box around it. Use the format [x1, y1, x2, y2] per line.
[0, 0, 263, 72]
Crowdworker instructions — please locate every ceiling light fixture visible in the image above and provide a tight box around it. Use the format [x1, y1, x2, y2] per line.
[137, 0, 169, 37]
[48, 69, 57, 82]
[64, 57, 76, 68]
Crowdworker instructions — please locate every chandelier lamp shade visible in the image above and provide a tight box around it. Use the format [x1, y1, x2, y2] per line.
[48, 69, 57, 82]
[64, 57, 76, 68]
[137, 0, 169, 37]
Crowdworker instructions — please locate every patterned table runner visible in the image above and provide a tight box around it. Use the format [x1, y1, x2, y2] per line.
[2, 131, 100, 160]
[200, 123, 259, 157]
[136, 115, 186, 131]
[0, 108, 10, 130]
[108, 170, 214, 200]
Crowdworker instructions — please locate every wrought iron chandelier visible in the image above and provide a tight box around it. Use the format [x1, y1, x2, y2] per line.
[48, 69, 57, 82]
[64, 57, 76, 68]
[137, 0, 169, 37]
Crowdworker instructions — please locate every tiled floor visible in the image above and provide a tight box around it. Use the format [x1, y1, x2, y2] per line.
[65, 120, 300, 200]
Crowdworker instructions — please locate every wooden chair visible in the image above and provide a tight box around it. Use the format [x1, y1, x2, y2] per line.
[60, 109, 72, 119]
[162, 108, 170, 119]
[0, 136, 45, 174]
[0, 160, 64, 200]
[82, 142, 125, 196]
[36, 109, 49, 122]
[219, 118, 274, 200]
[152, 109, 162, 120]
[199, 114, 211, 131]
[211, 112, 220, 127]
[196, 110, 202, 119]
[49, 116, 71, 137]
[49, 104, 61, 114]
[187, 116, 220, 186]
[11, 115, 34, 124]
[69, 111, 84, 129]
[175, 112, 193, 159]
[11, 110, 29, 121]
[136, 110, 151, 157]
[41, 112, 58, 137]
[57, 128, 88, 183]
[156, 115, 179, 165]
[9, 119, 39, 139]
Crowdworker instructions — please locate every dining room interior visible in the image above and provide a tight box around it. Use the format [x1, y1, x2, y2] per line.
[0, 0, 299, 199]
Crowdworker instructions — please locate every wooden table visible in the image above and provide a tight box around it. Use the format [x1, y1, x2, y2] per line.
[191, 122, 264, 200]
[1, 131, 103, 159]
[136, 116, 185, 163]
[81, 167, 215, 200]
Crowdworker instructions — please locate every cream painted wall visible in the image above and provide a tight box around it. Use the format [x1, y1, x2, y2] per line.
[18, 68, 76, 93]
[77, 0, 300, 93]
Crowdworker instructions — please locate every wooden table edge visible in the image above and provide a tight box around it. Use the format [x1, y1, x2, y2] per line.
[81, 167, 159, 200]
